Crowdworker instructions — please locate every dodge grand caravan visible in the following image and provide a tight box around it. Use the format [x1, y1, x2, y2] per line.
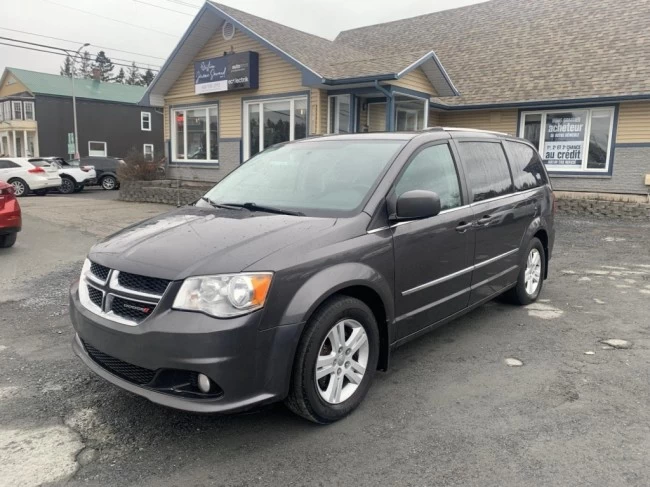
[70, 128, 555, 423]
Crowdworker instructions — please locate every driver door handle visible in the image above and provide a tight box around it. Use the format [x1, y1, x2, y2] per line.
[476, 215, 492, 226]
[455, 221, 473, 233]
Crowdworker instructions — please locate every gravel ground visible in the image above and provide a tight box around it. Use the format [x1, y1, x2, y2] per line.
[1, 194, 649, 486]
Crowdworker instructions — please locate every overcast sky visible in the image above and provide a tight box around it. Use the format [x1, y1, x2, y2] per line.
[1, 0, 484, 77]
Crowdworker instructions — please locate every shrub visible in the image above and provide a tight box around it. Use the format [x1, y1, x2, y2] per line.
[117, 147, 165, 181]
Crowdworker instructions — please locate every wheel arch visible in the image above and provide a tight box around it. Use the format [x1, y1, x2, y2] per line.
[281, 263, 394, 371]
[522, 217, 550, 279]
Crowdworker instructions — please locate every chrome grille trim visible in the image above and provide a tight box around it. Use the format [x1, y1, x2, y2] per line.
[79, 260, 168, 327]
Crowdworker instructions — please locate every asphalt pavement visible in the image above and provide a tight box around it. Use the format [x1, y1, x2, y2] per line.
[1, 191, 649, 486]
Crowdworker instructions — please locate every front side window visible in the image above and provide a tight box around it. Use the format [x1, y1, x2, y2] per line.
[12, 101, 22, 120]
[24, 101, 35, 120]
[457, 141, 513, 203]
[504, 141, 548, 191]
[520, 107, 615, 173]
[203, 139, 406, 217]
[172, 105, 218, 162]
[395, 144, 461, 211]
[244, 97, 307, 160]
[141, 112, 151, 131]
[143, 144, 154, 161]
[328, 95, 351, 134]
[88, 141, 107, 157]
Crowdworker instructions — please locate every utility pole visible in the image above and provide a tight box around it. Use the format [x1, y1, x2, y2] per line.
[68, 43, 90, 159]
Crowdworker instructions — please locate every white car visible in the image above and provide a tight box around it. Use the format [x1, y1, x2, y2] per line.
[35, 158, 97, 194]
[0, 157, 62, 197]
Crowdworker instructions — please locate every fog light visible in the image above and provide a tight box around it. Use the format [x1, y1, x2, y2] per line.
[197, 373, 211, 393]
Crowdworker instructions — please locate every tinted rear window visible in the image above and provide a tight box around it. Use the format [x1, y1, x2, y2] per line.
[457, 141, 513, 203]
[504, 141, 548, 191]
[28, 159, 51, 167]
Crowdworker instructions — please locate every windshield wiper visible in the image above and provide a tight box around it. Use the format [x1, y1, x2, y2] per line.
[200, 197, 242, 210]
[221, 202, 305, 216]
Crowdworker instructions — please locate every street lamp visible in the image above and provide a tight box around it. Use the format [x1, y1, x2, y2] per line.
[69, 43, 90, 159]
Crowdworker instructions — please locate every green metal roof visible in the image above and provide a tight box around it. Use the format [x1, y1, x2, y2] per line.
[7, 68, 147, 104]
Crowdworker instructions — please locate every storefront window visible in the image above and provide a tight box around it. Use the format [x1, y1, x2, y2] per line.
[172, 105, 219, 163]
[244, 97, 308, 160]
[294, 99, 307, 140]
[394, 95, 427, 131]
[328, 95, 351, 134]
[520, 107, 614, 173]
[263, 101, 291, 150]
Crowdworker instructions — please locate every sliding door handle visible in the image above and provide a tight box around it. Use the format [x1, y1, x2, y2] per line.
[455, 221, 473, 233]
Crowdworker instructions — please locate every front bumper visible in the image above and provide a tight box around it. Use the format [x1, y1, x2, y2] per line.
[69, 281, 304, 413]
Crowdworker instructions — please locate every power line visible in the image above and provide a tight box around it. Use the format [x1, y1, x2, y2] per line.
[0, 36, 160, 69]
[132, 0, 194, 15]
[0, 26, 168, 61]
[0, 41, 159, 73]
[42, 0, 180, 38]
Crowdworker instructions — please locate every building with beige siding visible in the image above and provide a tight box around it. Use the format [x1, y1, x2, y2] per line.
[143, 0, 650, 195]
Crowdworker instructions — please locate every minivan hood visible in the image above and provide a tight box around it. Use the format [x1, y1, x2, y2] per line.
[89, 207, 337, 279]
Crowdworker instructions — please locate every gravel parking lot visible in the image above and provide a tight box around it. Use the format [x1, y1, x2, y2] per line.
[1, 191, 649, 486]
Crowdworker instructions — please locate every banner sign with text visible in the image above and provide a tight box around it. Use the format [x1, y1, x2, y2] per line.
[543, 111, 587, 168]
[194, 51, 259, 95]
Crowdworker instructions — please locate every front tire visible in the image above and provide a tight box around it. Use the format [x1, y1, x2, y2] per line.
[285, 296, 379, 424]
[504, 237, 545, 305]
[8, 178, 28, 197]
[0, 233, 17, 248]
[101, 175, 117, 190]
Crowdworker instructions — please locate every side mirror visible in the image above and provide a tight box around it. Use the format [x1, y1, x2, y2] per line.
[394, 190, 441, 220]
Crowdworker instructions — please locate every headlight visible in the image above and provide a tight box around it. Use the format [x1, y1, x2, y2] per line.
[172, 273, 273, 318]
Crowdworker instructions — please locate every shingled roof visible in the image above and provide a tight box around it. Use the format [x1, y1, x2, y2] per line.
[147, 0, 650, 107]
[334, 0, 650, 106]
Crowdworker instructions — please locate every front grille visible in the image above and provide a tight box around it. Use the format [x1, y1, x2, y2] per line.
[118, 271, 170, 296]
[82, 339, 156, 385]
[90, 262, 110, 281]
[87, 285, 103, 308]
[110, 296, 155, 323]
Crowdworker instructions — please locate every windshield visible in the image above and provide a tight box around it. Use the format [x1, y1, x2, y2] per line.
[201, 139, 406, 216]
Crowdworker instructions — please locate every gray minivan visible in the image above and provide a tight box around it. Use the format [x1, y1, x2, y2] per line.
[69, 128, 555, 423]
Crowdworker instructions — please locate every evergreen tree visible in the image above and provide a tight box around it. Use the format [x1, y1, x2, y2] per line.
[114, 67, 126, 84]
[93, 50, 115, 81]
[79, 50, 93, 79]
[139, 69, 155, 87]
[126, 62, 140, 85]
[60, 55, 76, 77]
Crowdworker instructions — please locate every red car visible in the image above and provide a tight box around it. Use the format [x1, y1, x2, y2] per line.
[0, 180, 21, 248]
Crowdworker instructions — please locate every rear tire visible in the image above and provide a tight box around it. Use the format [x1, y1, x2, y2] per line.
[101, 175, 117, 190]
[285, 296, 379, 424]
[8, 178, 28, 197]
[59, 176, 76, 194]
[0, 233, 17, 248]
[504, 237, 545, 305]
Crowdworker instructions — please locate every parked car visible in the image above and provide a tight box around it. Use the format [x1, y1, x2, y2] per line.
[0, 180, 21, 248]
[72, 157, 124, 191]
[69, 129, 555, 423]
[34, 157, 97, 194]
[0, 157, 62, 197]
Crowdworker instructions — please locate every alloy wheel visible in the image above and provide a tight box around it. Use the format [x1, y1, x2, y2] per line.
[102, 177, 116, 190]
[524, 248, 542, 295]
[60, 178, 75, 194]
[315, 319, 369, 404]
[11, 180, 25, 197]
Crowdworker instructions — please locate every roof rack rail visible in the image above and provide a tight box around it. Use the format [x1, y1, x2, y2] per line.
[419, 126, 508, 136]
